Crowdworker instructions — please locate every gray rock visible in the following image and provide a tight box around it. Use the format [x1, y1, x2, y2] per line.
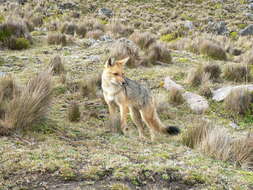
[229, 122, 240, 129]
[245, 13, 253, 20]
[212, 85, 253, 101]
[98, 8, 113, 18]
[206, 21, 228, 35]
[239, 24, 253, 36]
[164, 77, 184, 91]
[182, 92, 209, 114]
[0, 72, 6, 77]
[85, 55, 100, 62]
[59, 2, 76, 10]
[249, 3, 253, 10]
[184, 21, 194, 30]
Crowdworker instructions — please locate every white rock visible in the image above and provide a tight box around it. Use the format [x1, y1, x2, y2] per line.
[212, 85, 253, 102]
[183, 92, 209, 114]
[164, 77, 184, 91]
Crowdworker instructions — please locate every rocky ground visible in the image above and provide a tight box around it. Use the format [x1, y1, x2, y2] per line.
[0, 0, 253, 189]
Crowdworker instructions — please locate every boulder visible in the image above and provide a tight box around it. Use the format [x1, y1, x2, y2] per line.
[239, 24, 253, 36]
[98, 8, 113, 18]
[206, 21, 228, 35]
[212, 85, 253, 101]
[164, 77, 184, 91]
[182, 92, 209, 114]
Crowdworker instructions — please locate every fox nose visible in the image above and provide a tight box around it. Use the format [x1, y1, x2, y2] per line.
[122, 81, 126, 85]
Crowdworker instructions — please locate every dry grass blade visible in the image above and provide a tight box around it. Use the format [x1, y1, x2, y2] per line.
[1, 70, 53, 133]
[231, 135, 253, 169]
[182, 119, 211, 148]
[199, 127, 232, 161]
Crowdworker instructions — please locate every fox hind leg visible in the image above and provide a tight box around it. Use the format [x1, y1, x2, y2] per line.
[129, 107, 146, 139]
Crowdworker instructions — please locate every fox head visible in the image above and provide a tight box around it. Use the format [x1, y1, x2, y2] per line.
[103, 57, 129, 86]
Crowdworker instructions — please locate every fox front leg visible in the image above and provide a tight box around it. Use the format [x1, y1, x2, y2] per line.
[119, 104, 129, 134]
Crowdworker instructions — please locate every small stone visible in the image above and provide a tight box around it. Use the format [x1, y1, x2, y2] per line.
[98, 8, 113, 18]
[182, 92, 209, 114]
[239, 24, 253, 36]
[164, 77, 184, 91]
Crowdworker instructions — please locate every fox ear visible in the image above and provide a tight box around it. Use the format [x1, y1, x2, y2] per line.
[105, 57, 114, 68]
[118, 57, 130, 66]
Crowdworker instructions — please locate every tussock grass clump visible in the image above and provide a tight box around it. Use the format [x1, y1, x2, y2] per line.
[224, 88, 252, 115]
[76, 24, 87, 37]
[223, 63, 251, 82]
[61, 22, 77, 35]
[107, 21, 133, 38]
[129, 31, 156, 50]
[68, 101, 81, 122]
[146, 42, 172, 64]
[203, 63, 221, 81]
[199, 40, 227, 60]
[231, 135, 253, 169]
[0, 75, 18, 102]
[182, 119, 211, 148]
[0, 21, 32, 49]
[168, 88, 184, 106]
[80, 73, 101, 98]
[49, 55, 65, 75]
[110, 40, 140, 68]
[86, 29, 104, 40]
[0, 70, 53, 135]
[183, 119, 253, 168]
[47, 33, 67, 46]
[187, 66, 204, 87]
[199, 127, 232, 161]
[30, 15, 43, 27]
[199, 82, 212, 98]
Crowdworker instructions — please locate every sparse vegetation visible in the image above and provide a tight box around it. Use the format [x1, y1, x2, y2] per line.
[146, 42, 172, 64]
[224, 88, 252, 115]
[68, 101, 81, 122]
[49, 55, 65, 75]
[130, 31, 156, 50]
[223, 63, 251, 82]
[168, 87, 184, 105]
[86, 29, 104, 40]
[187, 66, 204, 87]
[0, 70, 52, 135]
[110, 40, 140, 68]
[199, 40, 227, 60]
[47, 33, 67, 46]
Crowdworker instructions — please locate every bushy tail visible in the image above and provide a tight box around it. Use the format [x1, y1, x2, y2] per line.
[151, 111, 180, 135]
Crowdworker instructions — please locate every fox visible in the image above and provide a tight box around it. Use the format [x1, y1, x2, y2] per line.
[102, 57, 180, 140]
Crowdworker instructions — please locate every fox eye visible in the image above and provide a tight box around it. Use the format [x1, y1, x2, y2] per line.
[113, 73, 119, 76]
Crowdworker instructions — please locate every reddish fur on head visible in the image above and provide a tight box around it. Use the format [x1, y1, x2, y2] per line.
[104, 57, 129, 85]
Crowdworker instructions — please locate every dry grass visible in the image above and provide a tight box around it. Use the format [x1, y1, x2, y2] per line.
[224, 88, 252, 115]
[187, 66, 204, 87]
[199, 82, 212, 98]
[107, 21, 133, 38]
[110, 40, 140, 68]
[80, 73, 101, 98]
[47, 33, 67, 46]
[145, 42, 172, 64]
[68, 101, 81, 122]
[30, 15, 43, 27]
[76, 24, 87, 37]
[129, 31, 156, 50]
[203, 63, 221, 81]
[49, 55, 65, 75]
[0, 70, 53, 135]
[231, 135, 253, 169]
[182, 119, 211, 149]
[199, 127, 232, 161]
[223, 63, 251, 82]
[86, 29, 104, 40]
[61, 22, 77, 35]
[168, 88, 184, 106]
[0, 75, 18, 102]
[0, 21, 32, 49]
[199, 40, 227, 60]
